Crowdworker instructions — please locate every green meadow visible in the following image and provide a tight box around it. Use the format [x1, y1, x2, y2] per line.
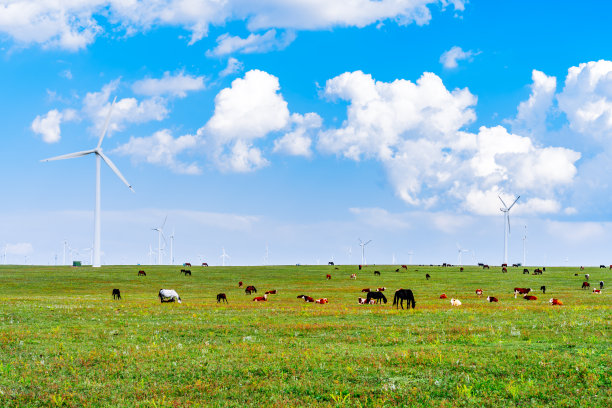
[0, 264, 610, 407]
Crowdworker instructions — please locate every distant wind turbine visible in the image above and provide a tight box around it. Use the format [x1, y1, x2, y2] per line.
[152, 216, 167, 265]
[220, 247, 230, 266]
[358, 238, 372, 265]
[148, 244, 155, 265]
[407, 250, 414, 265]
[42, 97, 133, 268]
[499, 195, 520, 265]
[457, 243, 469, 265]
[170, 227, 175, 266]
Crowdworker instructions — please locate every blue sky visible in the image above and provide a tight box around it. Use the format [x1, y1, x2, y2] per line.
[2, 0, 612, 266]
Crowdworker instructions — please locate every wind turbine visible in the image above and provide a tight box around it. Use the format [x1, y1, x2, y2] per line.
[358, 238, 372, 266]
[499, 195, 520, 265]
[82, 247, 93, 265]
[456, 243, 469, 265]
[147, 244, 155, 265]
[152, 216, 167, 265]
[42, 97, 133, 268]
[169, 227, 175, 265]
[407, 250, 414, 265]
[220, 247, 230, 266]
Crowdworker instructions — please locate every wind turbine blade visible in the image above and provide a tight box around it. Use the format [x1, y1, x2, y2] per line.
[97, 96, 117, 149]
[161, 216, 167, 230]
[498, 195, 508, 209]
[41, 149, 96, 162]
[365, 240, 372, 245]
[98, 151, 134, 192]
[508, 195, 520, 211]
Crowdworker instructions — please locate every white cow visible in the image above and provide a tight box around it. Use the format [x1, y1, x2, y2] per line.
[159, 289, 181, 303]
[450, 298, 462, 306]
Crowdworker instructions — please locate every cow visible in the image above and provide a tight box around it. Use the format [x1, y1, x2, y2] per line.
[475, 289, 483, 296]
[361, 288, 370, 293]
[297, 295, 314, 303]
[374, 270, 381, 276]
[365, 291, 387, 304]
[580, 266, 584, 270]
[550, 298, 563, 306]
[523, 268, 530, 274]
[502, 267, 507, 273]
[159, 289, 181, 303]
[393, 289, 416, 309]
[585, 274, 590, 281]
[138, 270, 146, 276]
[181, 269, 191, 276]
[483, 264, 490, 269]
[328, 261, 334, 266]
[238, 281, 243, 288]
[540, 285, 546, 294]
[514, 288, 531, 298]
[533, 268, 543, 275]
[600, 281, 604, 290]
[202, 262, 208, 267]
[582, 282, 590, 289]
[326, 274, 332, 280]
[600, 265, 606, 269]
[265, 290, 277, 295]
[502, 263, 508, 268]
[593, 289, 602, 294]
[184, 263, 191, 267]
[523, 295, 537, 300]
[217, 293, 228, 303]
[112, 289, 121, 300]
[358, 265, 362, 270]
[487, 296, 498, 302]
[315, 298, 328, 304]
[350, 273, 357, 280]
[358, 297, 367, 304]
[460, 267, 464, 272]
[478, 263, 484, 267]
[512, 263, 520, 267]
[450, 298, 462, 306]
[425, 273, 431, 280]
[376, 287, 386, 292]
[401, 265, 407, 269]
[245, 285, 257, 295]
[253, 294, 267, 302]
[439, 293, 448, 299]
[395, 268, 400, 272]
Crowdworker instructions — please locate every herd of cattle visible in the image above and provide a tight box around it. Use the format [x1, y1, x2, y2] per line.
[110, 264, 606, 309]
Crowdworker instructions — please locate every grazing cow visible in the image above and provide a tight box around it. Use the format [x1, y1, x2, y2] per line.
[575, 273, 579, 276]
[401, 265, 408, 269]
[184, 263, 191, 267]
[478, 263, 484, 267]
[593, 289, 602, 294]
[253, 294, 268, 302]
[502, 263, 508, 268]
[550, 298, 563, 306]
[374, 270, 381, 276]
[315, 298, 328, 304]
[523, 295, 537, 300]
[112, 288, 121, 300]
[425, 273, 431, 280]
[540, 285, 546, 294]
[326, 274, 332, 280]
[365, 291, 387, 304]
[138, 270, 146, 276]
[439, 293, 448, 299]
[350, 273, 357, 280]
[181, 269, 191, 276]
[358, 265, 362, 270]
[238, 281, 243, 288]
[483, 264, 490, 270]
[245, 285, 257, 295]
[475, 289, 483, 296]
[502, 267, 507, 273]
[533, 268, 543, 275]
[361, 288, 371, 293]
[328, 261, 334, 266]
[265, 290, 277, 295]
[487, 296, 498, 302]
[159, 289, 181, 303]
[523, 268, 530, 274]
[395, 268, 400, 272]
[585, 274, 590, 281]
[600, 281, 604, 290]
[600, 265, 606, 269]
[582, 282, 590, 289]
[202, 262, 208, 267]
[376, 287, 386, 292]
[512, 263, 519, 267]
[514, 288, 531, 298]
[580, 266, 584, 270]
[450, 298, 462, 306]
[217, 293, 228, 303]
[460, 267, 464, 272]
[393, 289, 416, 309]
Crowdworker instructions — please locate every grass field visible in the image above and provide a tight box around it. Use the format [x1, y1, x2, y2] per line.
[0, 264, 610, 407]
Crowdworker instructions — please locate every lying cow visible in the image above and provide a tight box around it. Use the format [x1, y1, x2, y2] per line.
[523, 295, 537, 300]
[593, 289, 602, 294]
[315, 298, 328, 304]
[253, 294, 267, 302]
[265, 290, 277, 295]
[550, 298, 563, 306]
[486, 296, 498, 302]
[475, 289, 483, 296]
[439, 293, 448, 299]
[450, 298, 462, 306]
[159, 289, 181, 303]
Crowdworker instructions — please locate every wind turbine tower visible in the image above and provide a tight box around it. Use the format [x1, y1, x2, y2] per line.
[407, 250, 414, 265]
[170, 228, 175, 265]
[457, 244, 469, 265]
[220, 247, 230, 266]
[42, 97, 133, 268]
[152, 216, 167, 265]
[358, 238, 372, 265]
[499, 195, 520, 265]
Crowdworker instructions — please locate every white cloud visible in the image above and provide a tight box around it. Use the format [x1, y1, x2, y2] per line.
[206, 29, 295, 57]
[440, 46, 476, 69]
[132, 72, 205, 98]
[511, 70, 557, 136]
[5, 242, 33, 255]
[0, 1, 464, 51]
[219, 57, 243, 77]
[112, 129, 202, 175]
[273, 113, 322, 157]
[31, 108, 77, 143]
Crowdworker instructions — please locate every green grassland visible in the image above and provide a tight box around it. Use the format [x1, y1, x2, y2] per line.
[0, 264, 610, 407]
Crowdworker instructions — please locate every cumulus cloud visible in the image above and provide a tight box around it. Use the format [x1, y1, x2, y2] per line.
[440, 46, 477, 69]
[132, 72, 205, 97]
[112, 129, 201, 175]
[318, 71, 580, 215]
[31, 108, 77, 143]
[511, 70, 557, 136]
[273, 113, 322, 157]
[0, 1, 464, 50]
[206, 29, 295, 57]
[219, 57, 244, 77]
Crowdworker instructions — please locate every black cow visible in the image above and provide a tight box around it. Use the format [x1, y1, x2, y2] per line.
[365, 291, 387, 304]
[393, 289, 416, 309]
[523, 268, 529, 274]
[112, 288, 121, 300]
[540, 285, 546, 294]
[374, 270, 381, 276]
[425, 273, 431, 280]
[217, 293, 228, 303]
[328, 261, 334, 266]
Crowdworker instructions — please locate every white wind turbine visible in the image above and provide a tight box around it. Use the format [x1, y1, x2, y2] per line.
[152, 216, 167, 265]
[42, 97, 133, 268]
[499, 195, 520, 265]
[456, 243, 469, 265]
[358, 238, 372, 266]
[220, 247, 230, 266]
[407, 250, 414, 265]
[169, 227, 175, 265]
[148, 244, 155, 265]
